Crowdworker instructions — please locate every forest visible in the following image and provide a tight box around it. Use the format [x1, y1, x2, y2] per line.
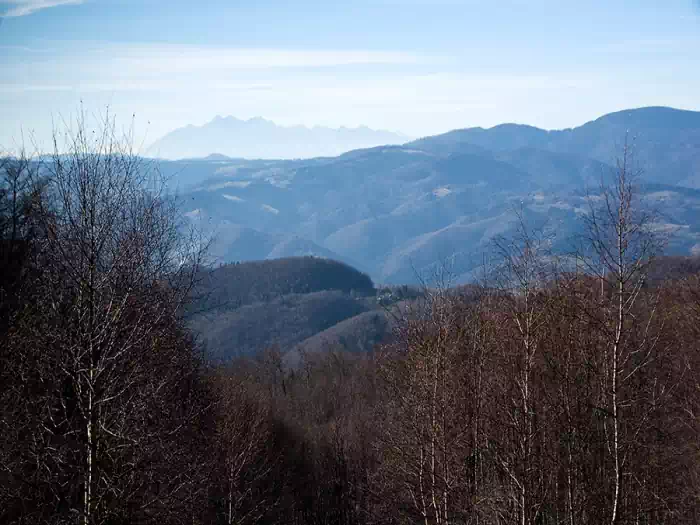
[2, 120, 700, 525]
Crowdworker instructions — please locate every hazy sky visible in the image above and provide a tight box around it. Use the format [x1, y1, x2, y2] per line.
[1, 0, 700, 152]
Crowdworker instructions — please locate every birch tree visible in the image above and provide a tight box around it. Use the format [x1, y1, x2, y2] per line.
[208, 366, 277, 525]
[1, 112, 208, 525]
[375, 292, 476, 525]
[488, 213, 556, 525]
[581, 140, 664, 525]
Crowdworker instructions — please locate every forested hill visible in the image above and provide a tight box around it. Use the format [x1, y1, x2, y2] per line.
[186, 256, 383, 361]
[188, 256, 375, 314]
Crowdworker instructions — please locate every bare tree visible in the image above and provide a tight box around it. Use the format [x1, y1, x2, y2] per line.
[374, 289, 477, 525]
[207, 365, 278, 525]
[488, 210, 557, 525]
[579, 139, 664, 525]
[1, 110, 208, 525]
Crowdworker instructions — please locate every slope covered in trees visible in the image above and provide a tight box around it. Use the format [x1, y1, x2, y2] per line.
[191, 290, 375, 360]
[189, 256, 375, 314]
[185, 257, 379, 360]
[283, 309, 393, 367]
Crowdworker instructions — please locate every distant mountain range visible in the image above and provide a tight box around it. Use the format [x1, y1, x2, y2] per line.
[409, 106, 700, 185]
[146, 116, 410, 160]
[157, 106, 700, 284]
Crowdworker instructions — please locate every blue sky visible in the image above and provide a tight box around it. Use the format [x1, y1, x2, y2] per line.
[1, 0, 699, 152]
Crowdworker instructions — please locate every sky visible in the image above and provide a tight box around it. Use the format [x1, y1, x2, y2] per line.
[1, 0, 700, 152]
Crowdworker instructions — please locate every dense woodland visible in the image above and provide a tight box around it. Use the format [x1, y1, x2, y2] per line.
[189, 257, 375, 314]
[187, 258, 378, 360]
[3, 122, 700, 525]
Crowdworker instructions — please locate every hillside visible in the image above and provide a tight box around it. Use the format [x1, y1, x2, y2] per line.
[190, 290, 375, 361]
[283, 309, 394, 368]
[189, 256, 375, 315]
[186, 257, 387, 361]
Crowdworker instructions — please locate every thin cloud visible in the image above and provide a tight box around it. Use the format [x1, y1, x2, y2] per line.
[2, 41, 443, 74]
[0, 81, 276, 94]
[1, 0, 83, 17]
[76, 43, 444, 72]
